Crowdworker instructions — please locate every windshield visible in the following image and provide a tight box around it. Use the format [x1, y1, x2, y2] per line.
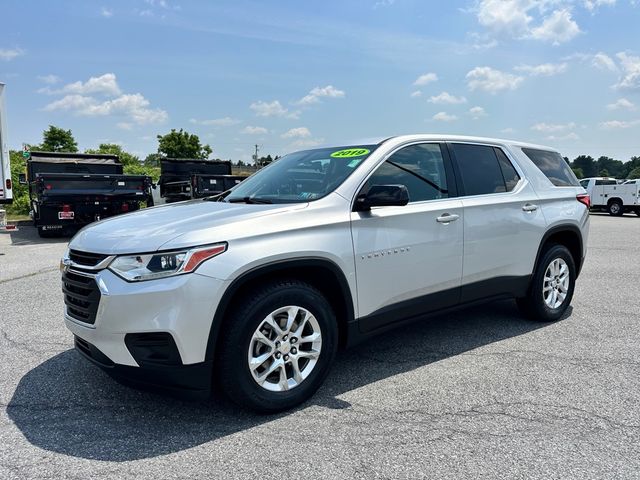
[223, 145, 378, 204]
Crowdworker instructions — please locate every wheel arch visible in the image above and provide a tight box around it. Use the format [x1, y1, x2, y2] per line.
[204, 258, 355, 364]
[533, 225, 584, 279]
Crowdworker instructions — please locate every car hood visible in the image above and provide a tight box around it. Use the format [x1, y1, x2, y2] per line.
[69, 199, 308, 254]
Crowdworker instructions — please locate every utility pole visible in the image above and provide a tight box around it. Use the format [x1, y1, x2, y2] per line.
[252, 144, 260, 167]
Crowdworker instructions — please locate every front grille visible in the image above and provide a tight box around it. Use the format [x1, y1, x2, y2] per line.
[62, 269, 101, 324]
[69, 249, 109, 267]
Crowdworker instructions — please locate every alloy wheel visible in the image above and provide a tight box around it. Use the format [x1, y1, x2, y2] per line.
[247, 306, 322, 392]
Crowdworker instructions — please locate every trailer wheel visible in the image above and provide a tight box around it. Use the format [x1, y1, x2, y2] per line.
[607, 199, 623, 216]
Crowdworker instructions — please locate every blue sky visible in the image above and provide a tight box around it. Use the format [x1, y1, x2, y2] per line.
[1, 0, 640, 163]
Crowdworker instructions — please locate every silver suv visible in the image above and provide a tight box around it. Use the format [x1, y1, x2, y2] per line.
[61, 135, 590, 412]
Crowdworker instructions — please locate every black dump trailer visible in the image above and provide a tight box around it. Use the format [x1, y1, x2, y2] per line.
[26, 151, 151, 237]
[158, 158, 246, 202]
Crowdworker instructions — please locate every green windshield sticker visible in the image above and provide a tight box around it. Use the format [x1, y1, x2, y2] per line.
[330, 148, 370, 158]
[347, 159, 363, 168]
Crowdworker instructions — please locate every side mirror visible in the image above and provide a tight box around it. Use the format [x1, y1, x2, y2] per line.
[354, 184, 409, 211]
[18, 173, 27, 185]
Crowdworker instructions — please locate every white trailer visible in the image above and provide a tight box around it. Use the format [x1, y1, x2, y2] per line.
[579, 177, 640, 216]
[0, 83, 13, 232]
[0, 83, 12, 205]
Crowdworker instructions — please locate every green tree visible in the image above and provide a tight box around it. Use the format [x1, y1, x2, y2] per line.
[143, 153, 162, 168]
[6, 150, 30, 215]
[599, 169, 610, 177]
[156, 129, 212, 159]
[628, 166, 640, 179]
[85, 143, 139, 167]
[39, 125, 78, 152]
[623, 157, 640, 178]
[571, 155, 596, 178]
[571, 167, 584, 179]
[596, 156, 624, 178]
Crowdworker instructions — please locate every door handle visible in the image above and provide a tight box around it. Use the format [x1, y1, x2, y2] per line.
[436, 213, 459, 223]
[522, 203, 538, 212]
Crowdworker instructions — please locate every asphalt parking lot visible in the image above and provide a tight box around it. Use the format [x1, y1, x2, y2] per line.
[1, 214, 639, 479]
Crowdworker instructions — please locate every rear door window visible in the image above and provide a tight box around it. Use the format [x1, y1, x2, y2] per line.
[450, 143, 508, 196]
[521, 148, 579, 187]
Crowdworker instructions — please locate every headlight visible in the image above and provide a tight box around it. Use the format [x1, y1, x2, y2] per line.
[108, 243, 227, 282]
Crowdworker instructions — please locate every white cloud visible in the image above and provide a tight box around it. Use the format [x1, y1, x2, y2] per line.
[250, 100, 293, 117]
[469, 106, 487, 119]
[501, 127, 516, 134]
[475, 1, 581, 45]
[42, 74, 167, 126]
[144, 0, 180, 10]
[410, 90, 423, 98]
[428, 92, 467, 105]
[599, 119, 640, 129]
[530, 9, 581, 44]
[466, 67, 524, 94]
[374, 0, 395, 8]
[44, 94, 168, 125]
[432, 112, 458, 122]
[0, 47, 24, 61]
[100, 7, 113, 17]
[515, 62, 568, 76]
[289, 138, 325, 149]
[614, 52, 640, 91]
[37, 74, 61, 84]
[296, 85, 345, 106]
[476, 0, 533, 37]
[281, 127, 312, 139]
[531, 122, 577, 132]
[57, 73, 122, 97]
[189, 117, 241, 126]
[413, 72, 438, 86]
[117, 122, 133, 130]
[607, 98, 635, 111]
[592, 52, 618, 72]
[547, 132, 581, 141]
[241, 126, 268, 135]
[584, 0, 616, 11]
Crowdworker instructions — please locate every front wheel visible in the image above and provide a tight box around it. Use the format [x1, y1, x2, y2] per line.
[217, 280, 338, 413]
[517, 244, 576, 322]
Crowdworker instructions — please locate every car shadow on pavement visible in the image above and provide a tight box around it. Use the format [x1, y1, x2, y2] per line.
[6, 226, 69, 246]
[7, 300, 558, 461]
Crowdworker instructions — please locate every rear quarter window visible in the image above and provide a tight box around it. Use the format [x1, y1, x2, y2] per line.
[521, 148, 579, 187]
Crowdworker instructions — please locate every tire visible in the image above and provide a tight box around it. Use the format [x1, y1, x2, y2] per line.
[217, 279, 338, 413]
[517, 244, 576, 322]
[607, 200, 623, 216]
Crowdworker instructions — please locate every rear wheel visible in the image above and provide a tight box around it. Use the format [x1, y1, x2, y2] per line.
[517, 244, 576, 322]
[608, 200, 623, 216]
[217, 279, 338, 413]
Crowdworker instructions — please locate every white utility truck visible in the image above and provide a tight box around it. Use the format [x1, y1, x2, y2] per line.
[579, 177, 640, 216]
[0, 83, 13, 206]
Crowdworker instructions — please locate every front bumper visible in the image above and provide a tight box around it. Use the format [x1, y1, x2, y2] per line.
[74, 335, 212, 398]
[63, 265, 228, 395]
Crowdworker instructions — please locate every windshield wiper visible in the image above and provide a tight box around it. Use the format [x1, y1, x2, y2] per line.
[226, 196, 273, 204]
